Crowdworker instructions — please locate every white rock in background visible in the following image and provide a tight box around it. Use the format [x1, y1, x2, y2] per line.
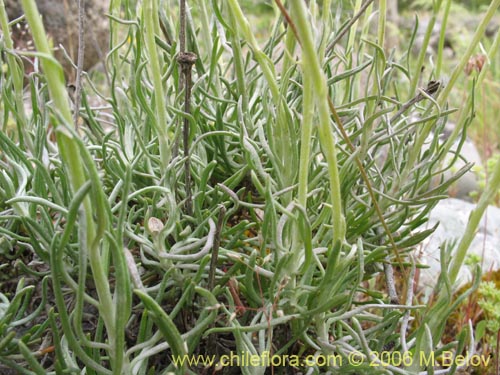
[416, 198, 500, 295]
[444, 136, 483, 201]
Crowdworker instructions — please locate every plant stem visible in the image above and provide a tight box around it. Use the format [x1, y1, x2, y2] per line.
[377, 0, 386, 49]
[226, 0, 279, 104]
[290, 0, 345, 244]
[297, 74, 314, 210]
[318, 0, 332, 62]
[179, 0, 186, 54]
[177, 52, 197, 216]
[345, 0, 368, 55]
[20, 1, 123, 371]
[144, 0, 171, 172]
[409, 0, 500, 174]
[436, 0, 452, 77]
[438, 0, 500, 106]
[440, 27, 500, 164]
[409, 0, 443, 98]
[227, 0, 296, 194]
[227, 4, 249, 113]
[448, 158, 500, 285]
[0, 0, 33, 151]
[73, 0, 85, 129]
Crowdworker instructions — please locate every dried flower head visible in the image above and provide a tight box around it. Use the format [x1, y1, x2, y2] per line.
[465, 54, 487, 76]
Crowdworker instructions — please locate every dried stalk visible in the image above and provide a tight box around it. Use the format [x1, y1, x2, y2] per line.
[177, 51, 197, 216]
[73, 0, 85, 129]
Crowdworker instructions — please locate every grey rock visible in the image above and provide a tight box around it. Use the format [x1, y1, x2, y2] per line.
[444, 136, 482, 201]
[416, 198, 500, 295]
[5, 0, 109, 80]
